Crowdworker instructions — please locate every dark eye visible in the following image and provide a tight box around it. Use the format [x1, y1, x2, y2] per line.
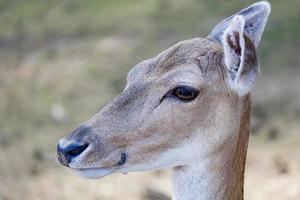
[171, 85, 200, 102]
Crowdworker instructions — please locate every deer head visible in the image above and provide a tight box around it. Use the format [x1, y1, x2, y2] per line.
[57, 2, 270, 182]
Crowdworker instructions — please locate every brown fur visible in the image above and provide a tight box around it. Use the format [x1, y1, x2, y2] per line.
[60, 37, 256, 200]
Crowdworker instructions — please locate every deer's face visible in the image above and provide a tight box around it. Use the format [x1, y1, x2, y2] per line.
[57, 1, 270, 179]
[57, 38, 253, 178]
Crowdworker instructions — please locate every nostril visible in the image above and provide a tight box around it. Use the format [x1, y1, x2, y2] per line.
[66, 144, 89, 157]
[57, 143, 89, 166]
[65, 144, 89, 158]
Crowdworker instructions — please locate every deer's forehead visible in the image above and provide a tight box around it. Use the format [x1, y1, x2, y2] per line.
[127, 38, 222, 86]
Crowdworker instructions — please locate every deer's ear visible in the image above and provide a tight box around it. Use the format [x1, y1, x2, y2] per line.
[208, 1, 271, 48]
[222, 15, 258, 96]
[208, 1, 271, 96]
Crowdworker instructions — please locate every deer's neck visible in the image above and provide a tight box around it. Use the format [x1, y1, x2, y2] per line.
[171, 95, 251, 200]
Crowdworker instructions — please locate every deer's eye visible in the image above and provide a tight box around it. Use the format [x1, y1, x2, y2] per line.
[171, 86, 200, 102]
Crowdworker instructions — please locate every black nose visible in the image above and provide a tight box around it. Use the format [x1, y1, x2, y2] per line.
[57, 143, 89, 166]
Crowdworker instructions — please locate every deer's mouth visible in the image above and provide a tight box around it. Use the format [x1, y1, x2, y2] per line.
[72, 167, 117, 179]
[69, 153, 127, 179]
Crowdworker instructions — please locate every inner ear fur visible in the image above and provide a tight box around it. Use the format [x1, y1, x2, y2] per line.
[222, 16, 259, 97]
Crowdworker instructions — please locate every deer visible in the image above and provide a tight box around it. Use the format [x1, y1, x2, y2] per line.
[57, 1, 271, 199]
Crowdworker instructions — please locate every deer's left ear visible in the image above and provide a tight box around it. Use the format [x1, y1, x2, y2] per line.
[208, 1, 271, 96]
[223, 15, 257, 96]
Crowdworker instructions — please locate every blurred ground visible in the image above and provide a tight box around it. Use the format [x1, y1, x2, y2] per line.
[0, 0, 300, 199]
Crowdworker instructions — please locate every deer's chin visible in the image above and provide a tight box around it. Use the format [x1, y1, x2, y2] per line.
[72, 167, 116, 179]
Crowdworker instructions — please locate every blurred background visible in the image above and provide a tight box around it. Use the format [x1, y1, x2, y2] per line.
[0, 0, 300, 199]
